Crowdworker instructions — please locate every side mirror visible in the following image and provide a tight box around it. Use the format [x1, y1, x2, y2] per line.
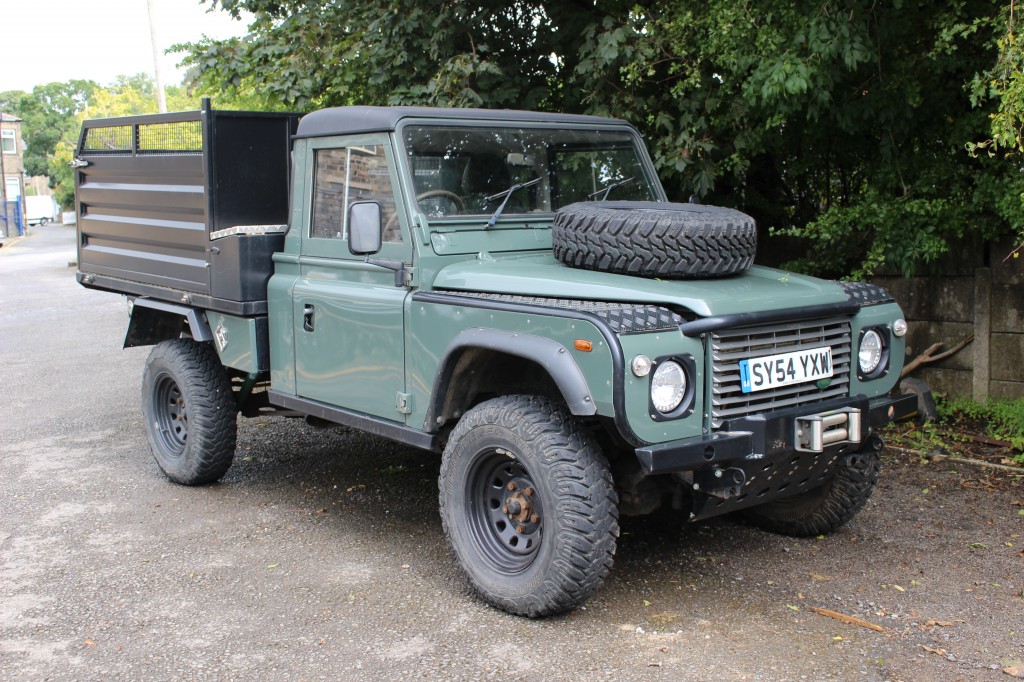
[348, 201, 382, 255]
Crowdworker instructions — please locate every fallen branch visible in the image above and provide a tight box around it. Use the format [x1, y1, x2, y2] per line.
[945, 456, 1023, 474]
[890, 445, 1024, 474]
[901, 334, 974, 378]
[808, 606, 887, 633]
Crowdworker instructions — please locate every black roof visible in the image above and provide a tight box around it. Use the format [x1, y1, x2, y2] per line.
[295, 106, 633, 138]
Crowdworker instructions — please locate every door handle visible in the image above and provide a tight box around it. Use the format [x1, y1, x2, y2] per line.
[303, 304, 315, 332]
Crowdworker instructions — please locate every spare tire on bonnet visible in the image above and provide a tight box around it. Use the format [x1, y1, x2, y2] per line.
[552, 201, 757, 279]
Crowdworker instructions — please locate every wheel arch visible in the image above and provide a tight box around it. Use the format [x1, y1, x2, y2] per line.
[424, 329, 597, 432]
[124, 297, 213, 348]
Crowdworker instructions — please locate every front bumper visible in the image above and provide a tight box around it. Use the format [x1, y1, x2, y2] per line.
[633, 393, 919, 521]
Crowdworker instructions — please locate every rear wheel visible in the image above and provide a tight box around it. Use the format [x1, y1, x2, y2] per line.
[439, 395, 618, 617]
[141, 339, 237, 485]
[743, 438, 882, 537]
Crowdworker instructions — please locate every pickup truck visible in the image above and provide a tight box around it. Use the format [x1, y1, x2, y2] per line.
[74, 100, 919, 617]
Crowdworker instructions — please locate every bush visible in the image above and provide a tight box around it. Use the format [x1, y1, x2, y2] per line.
[937, 398, 1024, 460]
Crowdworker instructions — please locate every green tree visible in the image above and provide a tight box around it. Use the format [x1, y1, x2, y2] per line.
[177, 1, 1021, 278]
[177, 0, 631, 111]
[0, 91, 24, 116]
[15, 81, 97, 179]
[8, 74, 199, 208]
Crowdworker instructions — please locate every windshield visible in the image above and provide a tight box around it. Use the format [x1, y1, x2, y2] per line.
[402, 125, 659, 219]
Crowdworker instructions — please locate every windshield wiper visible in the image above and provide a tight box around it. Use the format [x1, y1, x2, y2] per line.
[484, 177, 542, 227]
[587, 176, 636, 201]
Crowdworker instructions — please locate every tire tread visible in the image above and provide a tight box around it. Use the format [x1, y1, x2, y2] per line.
[552, 202, 757, 279]
[439, 395, 618, 617]
[142, 339, 237, 485]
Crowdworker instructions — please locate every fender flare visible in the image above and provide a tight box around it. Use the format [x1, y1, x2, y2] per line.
[124, 297, 213, 348]
[424, 328, 597, 432]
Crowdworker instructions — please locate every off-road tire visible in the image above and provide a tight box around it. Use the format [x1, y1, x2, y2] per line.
[743, 444, 881, 537]
[141, 339, 237, 485]
[552, 201, 757, 279]
[439, 395, 618, 617]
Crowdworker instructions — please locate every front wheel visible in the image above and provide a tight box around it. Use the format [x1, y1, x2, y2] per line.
[439, 395, 618, 617]
[141, 339, 237, 485]
[743, 436, 883, 537]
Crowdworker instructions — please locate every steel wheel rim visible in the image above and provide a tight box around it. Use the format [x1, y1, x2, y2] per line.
[153, 373, 188, 457]
[466, 449, 543, 574]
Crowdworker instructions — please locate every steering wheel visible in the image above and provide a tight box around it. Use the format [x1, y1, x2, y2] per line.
[416, 189, 465, 214]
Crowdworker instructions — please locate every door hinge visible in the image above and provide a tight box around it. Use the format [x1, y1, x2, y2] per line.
[396, 392, 413, 415]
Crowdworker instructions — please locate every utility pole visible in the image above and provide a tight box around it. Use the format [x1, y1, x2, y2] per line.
[147, 0, 168, 113]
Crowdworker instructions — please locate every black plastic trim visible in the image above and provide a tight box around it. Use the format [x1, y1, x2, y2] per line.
[129, 297, 212, 342]
[268, 390, 438, 451]
[427, 328, 597, 424]
[412, 291, 642, 446]
[679, 302, 860, 337]
[647, 354, 697, 421]
[78, 272, 268, 316]
[856, 326, 892, 382]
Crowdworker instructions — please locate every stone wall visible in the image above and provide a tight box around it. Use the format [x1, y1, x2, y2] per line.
[872, 236, 1024, 401]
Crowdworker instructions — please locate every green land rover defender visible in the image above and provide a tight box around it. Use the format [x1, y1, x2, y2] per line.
[75, 102, 919, 616]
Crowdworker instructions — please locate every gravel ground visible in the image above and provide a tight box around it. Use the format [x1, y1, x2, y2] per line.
[1, 224, 1022, 681]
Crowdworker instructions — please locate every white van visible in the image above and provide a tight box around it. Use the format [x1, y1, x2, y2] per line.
[26, 195, 60, 226]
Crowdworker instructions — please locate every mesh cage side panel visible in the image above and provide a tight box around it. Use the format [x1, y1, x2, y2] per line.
[138, 120, 203, 155]
[82, 125, 133, 155]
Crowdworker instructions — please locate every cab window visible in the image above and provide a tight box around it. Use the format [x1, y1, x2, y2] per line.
[310, 145, 402, 242]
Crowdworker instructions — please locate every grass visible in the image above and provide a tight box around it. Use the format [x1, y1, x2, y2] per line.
[888, 397, 1024, 466]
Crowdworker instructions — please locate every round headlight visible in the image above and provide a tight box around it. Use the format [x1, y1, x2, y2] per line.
[859, 329, 883, 375]
[651, 361, 687, 413]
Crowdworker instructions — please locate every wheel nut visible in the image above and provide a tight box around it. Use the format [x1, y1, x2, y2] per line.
[516, 525, 525, 534]
[530, 514, 539, 524]
[507, 482, 517, 491]
[524, 487, 534, 496]
[502, 507, 508, 514]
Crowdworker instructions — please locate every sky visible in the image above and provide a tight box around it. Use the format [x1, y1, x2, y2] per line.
[2, 0, 251, 93]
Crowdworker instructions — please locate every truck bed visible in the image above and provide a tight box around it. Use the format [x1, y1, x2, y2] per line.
[74, 103, 300, 315]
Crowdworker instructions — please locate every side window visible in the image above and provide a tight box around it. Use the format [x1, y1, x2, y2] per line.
[311, 145, 402, 242]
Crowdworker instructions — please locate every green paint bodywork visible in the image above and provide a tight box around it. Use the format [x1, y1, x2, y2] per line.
[429, 255, 847, 317]
[206, 311, 265, 374]
[254, 116, 907, 448]
[848, 302, 906, 397]
[404, 300, 615, 430]
[618, 331, 707, 443]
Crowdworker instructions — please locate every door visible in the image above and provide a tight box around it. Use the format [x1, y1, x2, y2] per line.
[293, 136, 410, 420]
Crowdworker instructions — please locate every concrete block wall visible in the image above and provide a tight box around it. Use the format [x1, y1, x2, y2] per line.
[872, 236, 1024, 401]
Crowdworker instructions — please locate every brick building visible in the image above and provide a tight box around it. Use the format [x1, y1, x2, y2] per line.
[1, 112, 27, 237]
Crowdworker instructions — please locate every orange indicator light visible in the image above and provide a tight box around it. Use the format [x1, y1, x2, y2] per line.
[574, 339, 593, 352]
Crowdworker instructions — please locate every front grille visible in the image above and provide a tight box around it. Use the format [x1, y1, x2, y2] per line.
[710, 316, 852, 428]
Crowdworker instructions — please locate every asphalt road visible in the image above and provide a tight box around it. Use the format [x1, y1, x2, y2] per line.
[1, 224, 1022, 681]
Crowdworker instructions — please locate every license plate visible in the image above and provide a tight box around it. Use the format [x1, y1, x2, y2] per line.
[739, 346, 833, 394]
